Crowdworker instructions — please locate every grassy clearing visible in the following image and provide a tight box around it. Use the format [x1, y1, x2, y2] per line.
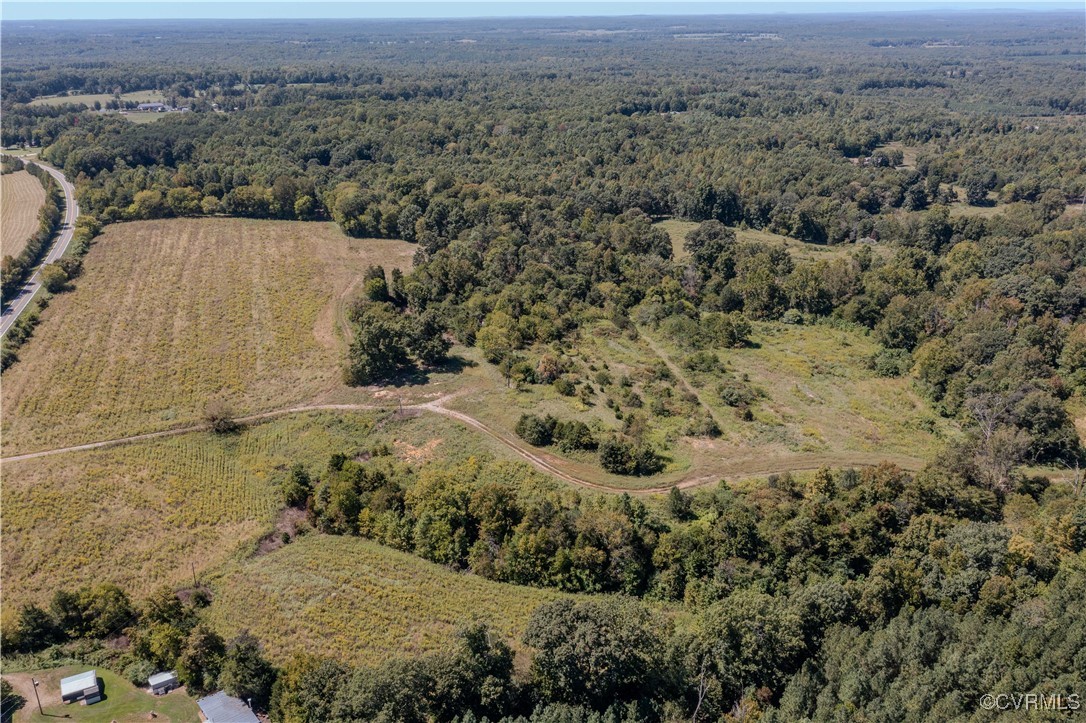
[1, 218, 414, 454]
[873, 141, 920, 168]
[28, 90, 165, 107]
[3, 667, 199, 723]
[659, 320, 952, 462]
[203, 534, 569, 666]
[1, 170, 46, 257]
[446, 319, 944, 489]
[655, 218, 856, 263]
[1, 412, 380, 608]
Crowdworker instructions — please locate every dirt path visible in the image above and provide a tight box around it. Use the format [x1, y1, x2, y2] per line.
[0, 394, 931, 494]
[638, 327, 728, 432]
[3, 671, 60, 721]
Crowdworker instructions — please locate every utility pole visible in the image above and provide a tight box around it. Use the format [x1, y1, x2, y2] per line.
[31, 678, 42, 715]
[191, 561, 197, 587]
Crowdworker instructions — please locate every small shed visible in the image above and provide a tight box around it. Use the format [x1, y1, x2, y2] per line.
[148, 670, 179, 695]
[60, 669, 101, 705]
[197, 691, 259, 723]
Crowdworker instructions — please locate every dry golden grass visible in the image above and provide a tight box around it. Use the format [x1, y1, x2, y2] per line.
[203, 534, 569, 666]
[1, 170, 46, 258]
[1, 218, 414, 454]
[1, 411, 379, 608]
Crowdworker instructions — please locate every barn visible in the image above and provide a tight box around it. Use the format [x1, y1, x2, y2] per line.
[148, 670, 179, 695]
[197, 691, 259, 723]
[59, 669, 101, 705]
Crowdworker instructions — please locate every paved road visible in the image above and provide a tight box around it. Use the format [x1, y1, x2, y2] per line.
[0, 159, 80, 337]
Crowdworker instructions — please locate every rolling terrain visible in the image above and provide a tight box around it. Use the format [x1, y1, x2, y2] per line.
[202, 535, 570, 666]
[0, 218, 414, 453]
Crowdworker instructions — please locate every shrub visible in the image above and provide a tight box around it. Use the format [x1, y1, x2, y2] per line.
[123, 659, 159, 687]
[553, 420, 597, 452]
[553, 377, 576, 396]
[599, 438, 663, 476]
[204, 398, 240, 434]
[515, 414, 556, 446]
[718, 378, 757, 407]
[684, 351, 721, 372]
[40, 263, 68, 293]
[867, 348, 913, 377]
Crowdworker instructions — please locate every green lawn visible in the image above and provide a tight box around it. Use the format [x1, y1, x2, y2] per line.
[6, 667, 199, 723]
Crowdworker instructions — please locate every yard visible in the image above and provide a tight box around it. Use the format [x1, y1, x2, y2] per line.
[3, 667, 199, 723]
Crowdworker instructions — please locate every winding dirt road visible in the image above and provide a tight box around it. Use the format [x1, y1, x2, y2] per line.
[0, 395, 927, 494]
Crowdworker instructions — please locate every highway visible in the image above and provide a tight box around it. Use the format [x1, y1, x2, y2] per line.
[0, 159, 80, 337]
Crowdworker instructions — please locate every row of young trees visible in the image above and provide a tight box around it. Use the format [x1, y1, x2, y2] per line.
[0, 157, 62, 303]
[8, 447, 1082, 721]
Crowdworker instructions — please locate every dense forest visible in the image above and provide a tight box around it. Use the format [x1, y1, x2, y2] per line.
[2, 11, 1084, 722]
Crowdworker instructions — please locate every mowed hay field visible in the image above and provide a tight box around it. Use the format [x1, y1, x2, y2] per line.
[1, 218, 415, 454]
[203, 535, 569, 666]
[1, 170, 46, 258]
[1, 411, 379, 608]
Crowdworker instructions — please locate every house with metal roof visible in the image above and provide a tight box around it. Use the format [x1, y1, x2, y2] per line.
[197, 691, 259, 723]
[148, 670, 179, 695]
[60, 669, 101, 705]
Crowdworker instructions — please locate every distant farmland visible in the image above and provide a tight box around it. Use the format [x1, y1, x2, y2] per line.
[0, 170, 46, 258]
[0, 218, 415, 454]
[28, 89, 166, 107]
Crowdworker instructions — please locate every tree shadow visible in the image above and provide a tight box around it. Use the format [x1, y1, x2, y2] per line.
[379, 354, 474, 388]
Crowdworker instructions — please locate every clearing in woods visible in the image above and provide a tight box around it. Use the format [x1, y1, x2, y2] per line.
[0, 218, 415, 454]
[202, 534, 571, 666]
[2, 667, 200, 722]
[655, 218, 862, 263]
[28, 89, 166, 107]
[444, 319, 947, 490]
[1, 170, 46, 257]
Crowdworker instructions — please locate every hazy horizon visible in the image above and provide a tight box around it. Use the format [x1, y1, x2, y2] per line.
[2, 1, 1081, 21]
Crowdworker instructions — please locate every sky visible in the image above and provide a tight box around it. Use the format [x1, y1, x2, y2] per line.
[2, 1, 1081, 21]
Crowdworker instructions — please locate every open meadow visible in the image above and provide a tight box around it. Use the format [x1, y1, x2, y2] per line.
[1, 170, 46, 258]
[0, 411, 383, 607]
[202, 534, 570, 666]
[446, 320, 947, 490]
[0, 218, 415, 454]
[655, 218, 865, 263]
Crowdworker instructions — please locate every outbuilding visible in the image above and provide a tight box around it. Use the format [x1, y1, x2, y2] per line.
[148, 670, 179, 695]
[60, 669, 101, 705]
[137, 102, 168, 112]
[197, 691, 259, 723]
